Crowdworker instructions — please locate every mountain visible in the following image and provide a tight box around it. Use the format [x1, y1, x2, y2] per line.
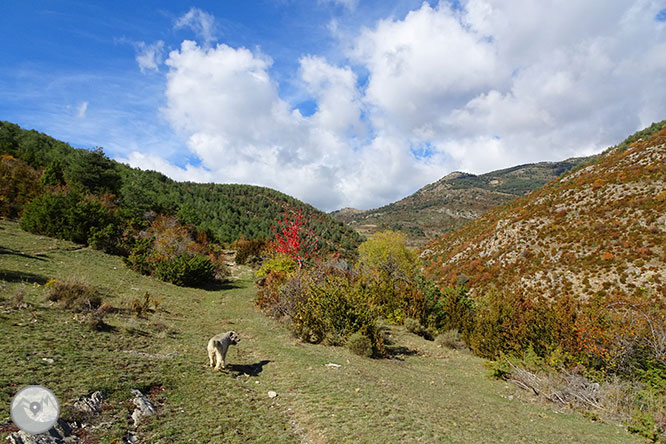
[331, 157, 592, 246]
[0, 121, 363, 253]
[420, 121, 666, 301]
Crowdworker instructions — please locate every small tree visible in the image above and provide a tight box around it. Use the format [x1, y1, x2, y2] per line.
[270, 210, 319, 269]
[357, 230, 422, 319]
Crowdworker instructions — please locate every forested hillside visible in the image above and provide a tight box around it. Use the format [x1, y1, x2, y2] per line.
[0, 121, 362, 249]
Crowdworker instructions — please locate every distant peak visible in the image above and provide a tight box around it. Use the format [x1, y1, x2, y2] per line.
[442, 171, 473, 181]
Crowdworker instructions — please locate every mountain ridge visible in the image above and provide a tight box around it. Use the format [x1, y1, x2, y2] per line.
[331, 156, 592, 245]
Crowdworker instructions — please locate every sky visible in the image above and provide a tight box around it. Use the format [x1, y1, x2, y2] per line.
[2, 1, 666, 212]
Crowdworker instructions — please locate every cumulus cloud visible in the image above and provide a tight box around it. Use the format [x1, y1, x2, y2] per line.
[118, 151, 213, 183]
[135, 40, 165, 73]
[174, 8, 217, 47]
[125, 1, 666, 211]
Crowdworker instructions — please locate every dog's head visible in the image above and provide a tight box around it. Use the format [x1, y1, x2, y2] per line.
[228, 331, 240, 345]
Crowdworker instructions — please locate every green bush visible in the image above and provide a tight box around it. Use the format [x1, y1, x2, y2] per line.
[347, 332, 373, 357]
[404, 318, 422, 334]
[436, 329, 465, 350]
[154, 254, 216, 287]
[20, 189, 115, 245]
[123, 237, 154, 275]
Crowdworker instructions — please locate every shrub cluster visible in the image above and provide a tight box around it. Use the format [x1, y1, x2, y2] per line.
[233, 238, 267, 265]
[430, 285, 666, 384]
[122, 215, 224, 287]
[256, 230, 443, 357]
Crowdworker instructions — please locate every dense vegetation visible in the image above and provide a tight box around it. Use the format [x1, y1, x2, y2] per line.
[0, 121, 362, 286]
[255, 229, 440, 356]
[421, 122, 666, 440]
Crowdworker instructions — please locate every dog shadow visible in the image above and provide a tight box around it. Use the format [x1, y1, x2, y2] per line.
[227, 360, 271, 377]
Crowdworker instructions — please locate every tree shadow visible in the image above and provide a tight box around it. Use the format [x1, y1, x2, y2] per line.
[227, 360, 271, 377]
[0, 269, 49, 284]
[0, 246, 47, 261]
[199, 280, 244, 291]
[384, 345, 419, 361]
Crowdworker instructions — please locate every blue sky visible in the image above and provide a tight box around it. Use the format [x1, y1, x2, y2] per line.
[2, 1, 666, 211]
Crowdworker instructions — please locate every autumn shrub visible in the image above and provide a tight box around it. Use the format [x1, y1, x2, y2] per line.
[45, 277, 102, 312]
[256, 258, 385, 355]
[576, 296, 666, 377]
[86, 301, 114, 331]
[470, 291, 557, 359]
[122, 215, 223, 287]
[255, 254, 298, 280]
[0, 154, 41, 218]
[270, 210, 320, 269]
[128, 292, 160, 317]
[234, 238, 267, 265]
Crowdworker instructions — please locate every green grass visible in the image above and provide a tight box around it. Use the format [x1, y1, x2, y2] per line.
[0, 219, 648, 443]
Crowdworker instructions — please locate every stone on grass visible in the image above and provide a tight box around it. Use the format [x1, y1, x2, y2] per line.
[73, 391, 104, 415]
[6, 419, 75, 444]
[130, 389, 156, 426]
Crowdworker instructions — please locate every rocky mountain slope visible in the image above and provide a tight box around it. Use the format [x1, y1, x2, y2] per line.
[421, 121, 666, 302]
[331, 157, 591, 246]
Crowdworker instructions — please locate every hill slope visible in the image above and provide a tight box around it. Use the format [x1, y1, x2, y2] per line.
[331, 157, 591, 246]
[0, 121, 362, 251]
[0, 220, 645, 443]
[421, 122, 666, 302]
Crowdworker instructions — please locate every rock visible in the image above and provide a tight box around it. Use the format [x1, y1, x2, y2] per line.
[129, 389, 156, 426]
[267, 391, 278, 399]
[6, 419, 75, 444]
[73, 391, 104, 415]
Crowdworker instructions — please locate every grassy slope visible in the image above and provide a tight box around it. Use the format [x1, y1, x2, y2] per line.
[0, 220, 646, 443]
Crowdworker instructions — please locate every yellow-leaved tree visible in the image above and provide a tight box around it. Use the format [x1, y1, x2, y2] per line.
[356, 231, 424, 322]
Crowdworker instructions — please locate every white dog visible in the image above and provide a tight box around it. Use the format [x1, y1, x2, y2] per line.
[207, 331, 240, 370]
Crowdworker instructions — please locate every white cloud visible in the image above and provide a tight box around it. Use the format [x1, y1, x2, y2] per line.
[350, 2, 503, 139]
[76, 101, 88, 118]
[174, 8, 217, 47]
[118, 151, 213, 183]
[136, 1, 666, 211]
[299, 55, 364, 137]
[319, 0, 358, 11]
[135, 40, 165, 73]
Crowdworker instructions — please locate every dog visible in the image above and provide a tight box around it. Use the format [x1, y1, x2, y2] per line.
[207, 331, 240, 370]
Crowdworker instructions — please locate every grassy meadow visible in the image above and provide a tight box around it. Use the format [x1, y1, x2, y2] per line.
[0, 219, 648, 443]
